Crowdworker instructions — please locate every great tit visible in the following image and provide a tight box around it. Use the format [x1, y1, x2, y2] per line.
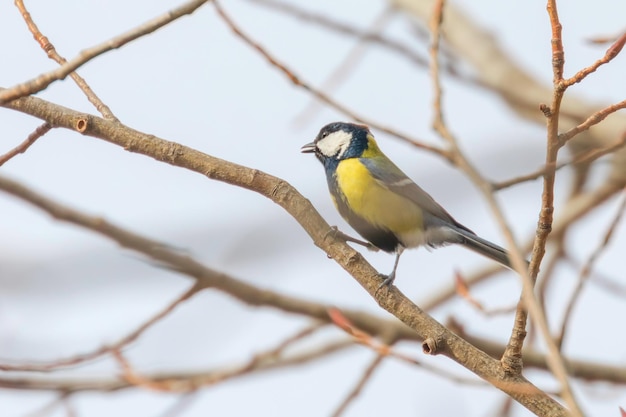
[301, 122, 513, 288]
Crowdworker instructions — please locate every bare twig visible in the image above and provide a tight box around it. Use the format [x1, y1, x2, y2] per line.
[212, 0, 448, 159]
[0, 0, 209, 104]
[489, 397, 515, 417]
[588, 270, 626, 297]
[248, 0, 429, 67]
[559, 99, 626, 145]
[329, 308, 397, 358]
[459, 328, 626, 385]
[587, 29, 626, 45]
[0, 283, 204, 372]
[428, 0, 530, 280]
[556, 189, 626, 349]
[156, 392, 199, 417]
[454, 272, 517, 316]
[14, 0, 118, 120]
[21, 393, 69, 417]
[4, 330, 626, 391]
[113, 326, 342, 392]
[500, 3, 584, 416]
[270, 323, 328, 352]
[250, 0, 488, 94]
[562, 31, 626, 89]
[536, 236, 568, 330]
[430, 0, 533, 359]
[331, 355, 384, 417]
[391, 0, 626, 213]
[493, 133, 626, 191]
[292, 7, 397, 126]
[428, 0, 448, 142]
[0, 122, 51, 166]
[0, 340, 353, 393]
[329, 308, 486, 386]
[428, 2, 581, 414]
[62, 398, 77, 417]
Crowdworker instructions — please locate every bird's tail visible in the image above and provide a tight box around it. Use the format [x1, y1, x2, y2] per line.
[452, 226, 515, 269]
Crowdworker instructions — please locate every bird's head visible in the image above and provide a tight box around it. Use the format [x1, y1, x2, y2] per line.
[301, 122, 373, 164]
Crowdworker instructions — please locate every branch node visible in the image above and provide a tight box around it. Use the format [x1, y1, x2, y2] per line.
[75, 117, 89, 133]
[422, 335, 443, 355]
[501, 349, 524, 376]
[539, 103, 552, 118]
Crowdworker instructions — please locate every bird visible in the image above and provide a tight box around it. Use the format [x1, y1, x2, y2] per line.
[301, 121, 514, 288]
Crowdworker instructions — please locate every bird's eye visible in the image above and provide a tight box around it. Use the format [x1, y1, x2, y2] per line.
[321, 131, 329, 138]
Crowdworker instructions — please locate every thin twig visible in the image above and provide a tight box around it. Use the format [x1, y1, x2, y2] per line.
[21, 393, 69, 417]
[429, 0, 447, 141]
[0, 283, 204, 372]
[493, 133, 626, 190]
[0, 0, 209, 104]
[536, 236, 568, 331]
[292, 7, 396, 127]
[562, 31, 626, 88]
[331, 355, 384, 417]
[559, 99, 626, 145]
[0, 122, 51, 166]
[0, 340, 354, 393]
[430, 0, 538, 363]
[248, 0, 486, 91]
[428, 2, 582, 414]
[156, 392, 200, 417]
[489, 397, 515, 417]
[500, 3, 584, 416]
[248, 0, 429, 67]
[113, 326, 340, 392]
[556, 189, 626, 349]
[329, 308, 486, 386]
[501, 0, 560, 373]
[429, 0, 529, 282]
[587, 29, 626, 45]
[212, 0, 448, 159]
[454, 272, 517, 316]
[62, 400, 77, 417]
[14, 0, 118, 120]
[588, 270, 626, 297]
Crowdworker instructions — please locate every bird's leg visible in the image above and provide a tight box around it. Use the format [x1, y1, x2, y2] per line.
[326, 226, 380, 252]
[376, 247, 404, 291]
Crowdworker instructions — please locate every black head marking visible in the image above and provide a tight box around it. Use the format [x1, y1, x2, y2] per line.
[313, 122, 371, 160]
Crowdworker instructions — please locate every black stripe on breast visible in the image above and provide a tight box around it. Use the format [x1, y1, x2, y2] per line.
[328, 179, 400, 253]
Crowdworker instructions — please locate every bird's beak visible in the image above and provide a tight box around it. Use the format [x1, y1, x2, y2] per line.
[300, 142, 316, 153]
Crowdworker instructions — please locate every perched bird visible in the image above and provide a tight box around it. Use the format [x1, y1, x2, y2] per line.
[301, 122, 513, 288]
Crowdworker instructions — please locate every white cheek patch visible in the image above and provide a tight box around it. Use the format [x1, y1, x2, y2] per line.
[317, 130, 352, 158]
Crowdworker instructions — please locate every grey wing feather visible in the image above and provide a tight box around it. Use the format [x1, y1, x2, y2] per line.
[361, 156, 514, 269]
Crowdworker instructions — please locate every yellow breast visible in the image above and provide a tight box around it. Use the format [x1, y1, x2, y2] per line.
[335, 158, 424, 235]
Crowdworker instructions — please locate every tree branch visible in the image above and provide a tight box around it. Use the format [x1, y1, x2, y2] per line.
[0, 0, 210, 104]
[0, 122, 51, 166]
[0, 93, 567, 416]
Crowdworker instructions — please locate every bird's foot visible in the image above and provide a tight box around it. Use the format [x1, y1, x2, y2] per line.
[326, 226, 379, 252]
[374, 272, 395, 296]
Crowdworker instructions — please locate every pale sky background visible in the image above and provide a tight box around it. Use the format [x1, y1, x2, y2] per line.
[1, 1, 625, 416]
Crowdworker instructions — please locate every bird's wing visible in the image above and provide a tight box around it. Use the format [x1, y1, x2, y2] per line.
[360, 156, 473, 233]
[360, 156, 515, 269]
